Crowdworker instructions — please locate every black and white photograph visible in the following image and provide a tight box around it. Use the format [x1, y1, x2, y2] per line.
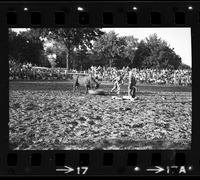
[9, 28, 192, 150]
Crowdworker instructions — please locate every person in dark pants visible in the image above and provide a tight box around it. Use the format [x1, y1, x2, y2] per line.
[128, 69, 137, 99]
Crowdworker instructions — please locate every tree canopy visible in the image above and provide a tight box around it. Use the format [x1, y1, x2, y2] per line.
[36, 28, 104, 69]
[9, 29, 44, 66]
[9, 28, 188, 70]
[134, 34, 182, 69]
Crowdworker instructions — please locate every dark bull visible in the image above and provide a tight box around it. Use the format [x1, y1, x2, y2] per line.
[73, 74, 100, 94]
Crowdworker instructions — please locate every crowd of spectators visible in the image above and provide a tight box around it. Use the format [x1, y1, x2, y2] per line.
[9, 60, 68, 80]
[89, 66, 192, 86]
[9, 60, 192, 86]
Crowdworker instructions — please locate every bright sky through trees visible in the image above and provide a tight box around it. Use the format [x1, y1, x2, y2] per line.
[102, 28, 191, 67]
[11, 28, 192, 67]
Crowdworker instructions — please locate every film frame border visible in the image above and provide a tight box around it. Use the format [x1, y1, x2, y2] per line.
[0, 1, 199, 176]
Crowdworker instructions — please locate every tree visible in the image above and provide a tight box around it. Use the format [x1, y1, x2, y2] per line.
[157, 46, 182, 69]
[33, 28, 104, 70]
[144, 34, 167, 69]
[39, 50, 51, 67]
[134, 40, 151, 69]
[93, 31, 128, 68]
[75, 48, 88, 71]
[9, 29, 24, 62]
[179, 63, 191, 69]
[123, 36, 139, 65]
[45, 48, 57, 68]
[93, 31, 116, 67]
[134, 34, 182, 69]
[9, 29, 44, 65]
[44, 40, 67, 67]
[56, 51, 67, 68]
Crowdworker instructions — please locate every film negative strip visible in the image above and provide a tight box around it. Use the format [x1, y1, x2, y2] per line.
[0, 0, 199, 176]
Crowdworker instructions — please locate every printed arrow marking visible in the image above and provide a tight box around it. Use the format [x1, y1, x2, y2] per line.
[56, 166, 74, 174]
[146, 166, 165, 174]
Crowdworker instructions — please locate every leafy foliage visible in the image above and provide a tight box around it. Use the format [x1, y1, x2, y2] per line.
[136, 34, 182, 69]
[9, 29, 44, 65]
[92, 31, 138, 68]
[9, 29, 187, 70]
[37, 28, 104, 69]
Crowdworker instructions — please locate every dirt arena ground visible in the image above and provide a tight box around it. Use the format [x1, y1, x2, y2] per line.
[9, 81, 192, 150]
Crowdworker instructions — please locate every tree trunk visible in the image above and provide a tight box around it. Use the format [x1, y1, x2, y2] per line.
[66, 44, 71, 70]
[66, 51, 69, 70]
[73, 53, 75, 70]
[80, 55, 83, 71]
[109, 58, 113, 67]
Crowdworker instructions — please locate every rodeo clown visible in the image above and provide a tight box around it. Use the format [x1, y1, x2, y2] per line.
[110, 71, 124, 95]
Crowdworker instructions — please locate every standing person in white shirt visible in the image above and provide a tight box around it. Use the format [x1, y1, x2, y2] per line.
[110, 72, 124, 95]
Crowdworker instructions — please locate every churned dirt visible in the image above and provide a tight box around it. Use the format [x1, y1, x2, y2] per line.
[9, 81, 192, 150]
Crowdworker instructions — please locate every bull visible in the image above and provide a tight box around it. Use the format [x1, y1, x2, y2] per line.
[73, 74, 100, 94]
